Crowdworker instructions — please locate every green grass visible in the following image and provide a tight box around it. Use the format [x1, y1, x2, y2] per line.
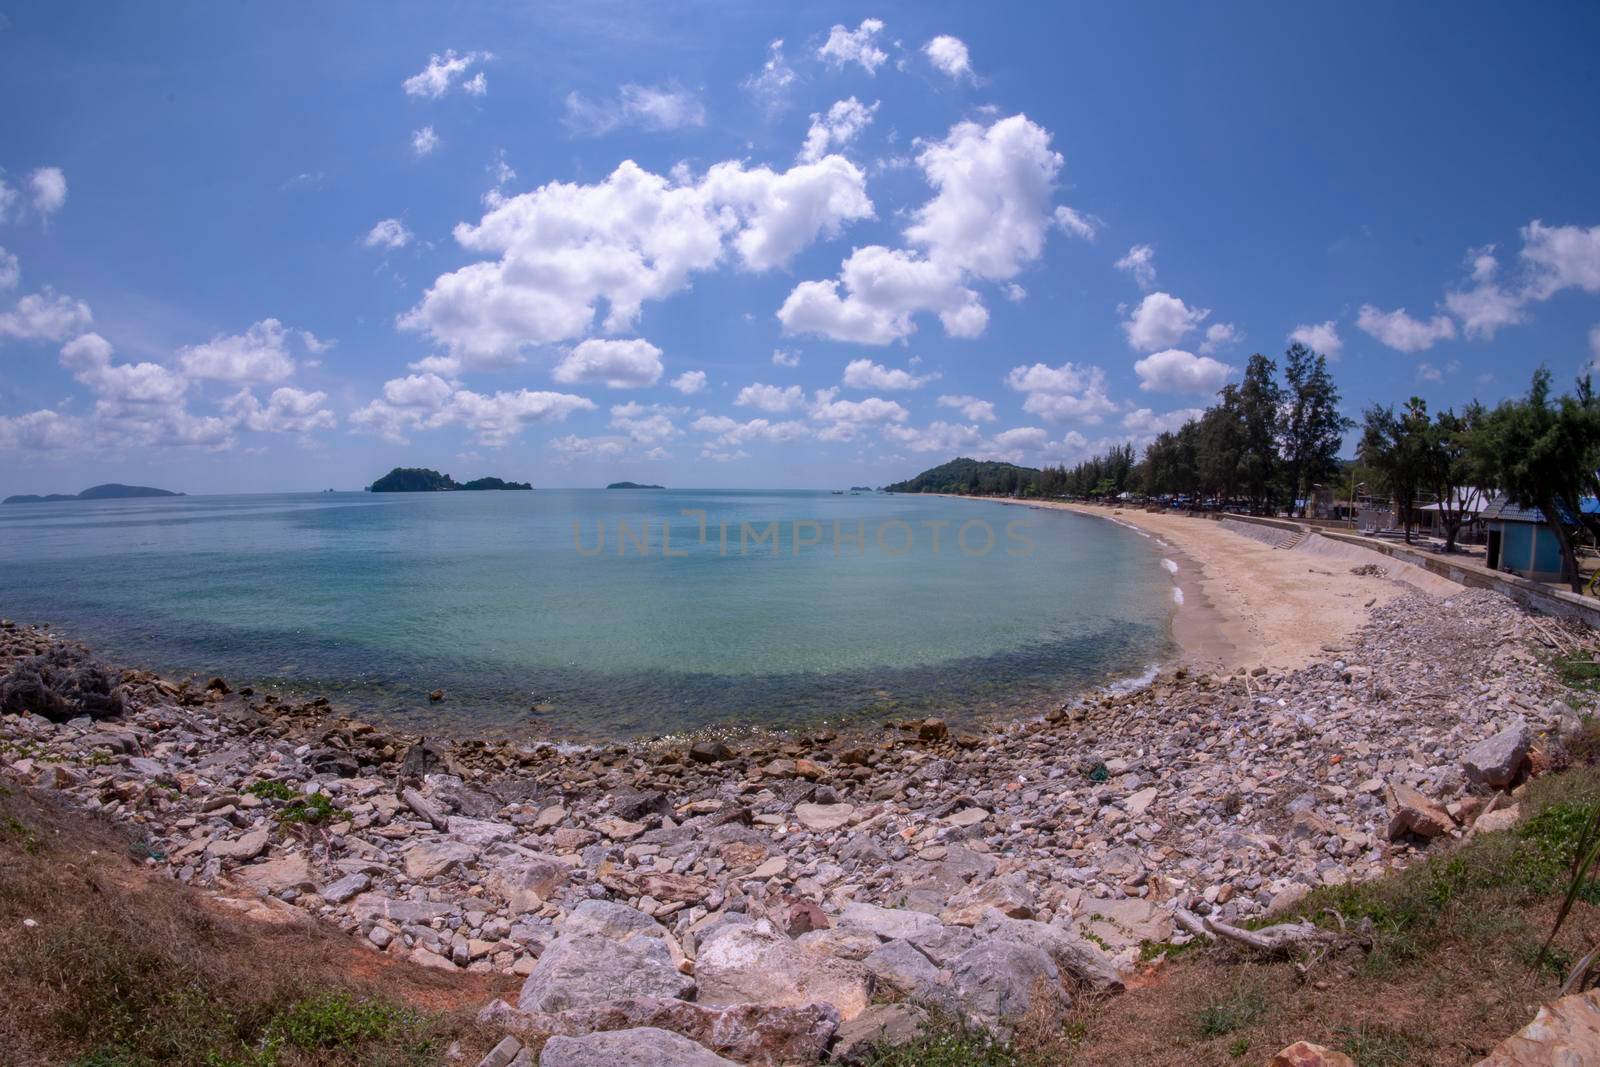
[1194, 986, 1268, 1038]
[1336, 1022, 1421, 1067]
[1554, 658, 1600, 693]
[277, 793, 335, 826]
[245, 781, 297, 802]
[858, 1019, 1025, 1067]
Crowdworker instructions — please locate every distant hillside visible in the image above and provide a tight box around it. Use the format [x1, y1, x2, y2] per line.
[368, 468, 532, 492]
[606, 481, 664, 489]
[884, 458, 1042, 496]
[4, 483, 184, 504]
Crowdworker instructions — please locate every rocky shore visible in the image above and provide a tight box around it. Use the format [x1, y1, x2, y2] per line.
[0, 581, 1582, 1065]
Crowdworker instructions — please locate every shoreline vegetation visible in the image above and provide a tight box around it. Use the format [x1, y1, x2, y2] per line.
[6, 513, 1600, 1062]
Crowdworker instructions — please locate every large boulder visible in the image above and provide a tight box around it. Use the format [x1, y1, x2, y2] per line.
[561, 899, 668, 941]
[793, 803, 855, 832]
[518, 935, 693, 1014]
[403, 838, 476, 880]
[539, 1028, 736, 1067]
[1269, 1043, 1357, 1067]
[861, 939, 948, 1003]
[974, 909, 1125, 992]
[830, 1004, 931, 1066]
[950, 939, 1067, 1032]
[1385, 782, 1456, 840]
[940, 872, 1037, 927]
[837, 902, 944, 942]
[486, 856, 570, 912]
[695, 922, 874, 1020]
[1464, 724, 1533, 789]
[231, 853, 317, 896]
[1475, 987, 1600, 1066]
[0, 646, 123, 722]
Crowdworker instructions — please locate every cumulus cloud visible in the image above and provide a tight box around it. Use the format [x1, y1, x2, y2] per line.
[0, 247, 18, 291]
[29, 167, 66, 217]
[564, 83, 707, 136]
[0, 409, 81, 451]
[1005, 362, 1118, 424]
[551, 338, 664, 388]
[771, 348, 801, 367]
[670, 369, 707, 394]
[841, 357, 936, 390]
[923, 35, 971, 79]
[1133, 349, 1234, 394]
[1198, 322, 1238, 355]
[1590, 324, 1600, 364]
[0, 177, 16, 223]
[1122, 292, 1210, 352]
[1288, 320, 1343, 359]
[691, 413, 811, 451]
[817, 19, 888, 74]
[1053, 206, 1097, 241]
[781, 114, 1073, 344]
[735, 382, 805, 413]
[607, 400, 682, 446]
[176, 319, 301, 383]
[364, 218, 413, 250]
[799, 97, 878, 163]
[403, 50, 492, 98]
[400, 155, 872, 367]
[350, 372, 594, 446]
[1356, 304, 1456, 353]
[744, 39, 797, 114]
[411, 126, 440, 157]
[936, 394, 996, 422]
[0, 288, 93, 342]
[1521, 220, 1600, 301]
[1114, 244, 1156, 289]
[883, 420, 986, 454]
[1123, 406, 1204, 435]
[224, 386, 336, 435]
[809, 388, 909, 440]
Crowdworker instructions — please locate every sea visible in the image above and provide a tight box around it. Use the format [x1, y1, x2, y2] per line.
[0, 489, 1178, 740]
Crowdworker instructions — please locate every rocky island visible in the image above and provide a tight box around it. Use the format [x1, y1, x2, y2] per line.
[4, 483, 185, 504]
[606, 481, 665, 490]
[369, 468, 533, 493]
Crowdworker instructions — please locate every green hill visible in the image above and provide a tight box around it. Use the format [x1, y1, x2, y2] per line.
[5, 484, 184, 504]
[369, 468, 532, 492]
[606, 481, 664, 489]
[884, 458, 1042, 496]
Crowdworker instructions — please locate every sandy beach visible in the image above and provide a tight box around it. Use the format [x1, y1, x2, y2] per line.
[947, 497, 1462, 674]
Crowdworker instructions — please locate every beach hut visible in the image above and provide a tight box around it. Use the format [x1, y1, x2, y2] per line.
[1482, 496, 1600, 580]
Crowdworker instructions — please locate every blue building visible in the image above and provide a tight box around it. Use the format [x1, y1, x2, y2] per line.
[1482, 496, 1600, 581]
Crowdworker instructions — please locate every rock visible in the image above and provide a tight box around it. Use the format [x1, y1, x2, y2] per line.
[861, 939, 946, 1001]
[940, 872, 1036, 927]
[560, 900, 667, 942]
[942, 807, 989, 828]
[1464, 724, 1533, 789]
[399, 740, 447, 778]
[1474, 805, 1522, 834]
[695, 923, 874, 1021]
[429, 688, 445, 702]
[1475, 987, 1600, 1066]
[974, 909, 1124, 992]
[209, 827, 269, 862]
[319, 872, 371, 904]
[1125, 785, 1159, 817]
[411, 945, 458, 970]
[830, 1003, 930, 1065]
[479, 1035, 524, 1067]
[793, 803, 855, 832]
[404, 839, 476, 880]
[487, 857, 570, 911]
[448, 816, 516, 846]
[918, 719, 949, 742]
[1269, 1042, 1357, 1067]
[401, 787, 448, 831]
[538, 1028, 737, 1067]
[1385, 781, 1456, 840]
[950, 939, 1066, 1032]
[232, 853, 316, 896]
[1076, 896, 1173, 953]
[690, 740, 734, 763]
[595, 815, 648, 841]
[838, 902, 944, 942]
[518, 935, 693, 1014]
[611, 789, 670, 821]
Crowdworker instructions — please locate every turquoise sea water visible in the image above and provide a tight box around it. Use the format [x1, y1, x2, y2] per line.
[0, 490, 1177, 739]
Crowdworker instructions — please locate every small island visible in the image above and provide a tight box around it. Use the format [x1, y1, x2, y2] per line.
[4, 483, 185, 504]
[606, 481, 665, 490]
[368, 468, 533, 493]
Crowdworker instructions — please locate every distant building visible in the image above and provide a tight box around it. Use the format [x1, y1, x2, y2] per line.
[1482, 496, 1600, 580]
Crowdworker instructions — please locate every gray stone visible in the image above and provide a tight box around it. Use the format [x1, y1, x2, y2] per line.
[950, 939, 1066, 1032]
[1463, 724, 1532, 789]
[830, 1003, 931, 1065]
[518, 935, 693, 1014]
[404, 839, 476, 880]
[478, 1035, 524, 1067]
[695, 922, 873, 1020]
[538, 1028, 736, 1067]
[319, 872, 371, 904]
[793, 803, 855, 832]
[838, 902, 943, 942]
[861, 939, 947, 1001]
[939, 872, 1037, 927]
[975, 909, 1125, 992]
[209, 827, 269, 861]
[232, 853, 316, 895]
[560, 898, 668, 942]
[486, 856, 569, 912]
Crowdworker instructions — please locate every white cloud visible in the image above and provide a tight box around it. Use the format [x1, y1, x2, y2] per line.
[225, 386, 336, 435]
[464, 72, 487, 96]
[1287, 320, 1343, 359]
[923, 35, 971, 80]
[403, 50, 492, 98]
[1114, 244, 1156, 289]
[1005, 361, 1118, 424]
[810, 389, 909, 440]
[0, 178, 16, 223]
[551, 338, 664, 388]
[608, 401, 682, 446]
[176, 319, 299, 383]
[883, 420, 986, 454]
[1416, 360, 1459, 384]
[0, 247, 18, 291]
[1521, 221, 1600, 301]
[401, 155, 871, 367]
[841, 357, 935, 390]
[1198, 322, 1238, 354]
[1133, 349, 1234, 395]
[1003, 283, 1026, 302]
[411, 126, 440, 157]
[1444, 280, 1524, 339]
[1123, 291, 1209, 352]
[1123, 406, 1204, 435]
[0, 288, 93, 342]
[350, 372, 594, 447]
[0, 409, 82, 451]
[1053, 206, 1097, 241]
[817, 19, 888, 74]
[564, 83, 707, 136]
[799, 97, 878, 163]
[735, 382, 805, 413]
[61, 332, 187, 407]
[1356, 304, 1456, 353]
[670, 369, 706, 394]
[691, 414, 811, 450]
[744, 39, 797, 114]
[936, 394, 996, 422]
[1590, 324, 1600, 364]
[771, 348, 801, 367]
[29, 167, 66, 217]
[781, 114, 1067, 343]
[364, 218, 413, 250]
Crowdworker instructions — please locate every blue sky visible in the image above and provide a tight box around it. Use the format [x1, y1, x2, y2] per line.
[2, 1, 1598, 494]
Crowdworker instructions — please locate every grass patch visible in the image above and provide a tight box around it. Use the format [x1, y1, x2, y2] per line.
[1336, 1022, 1421, 1066]
[246, 780, 297, 802]
[278, 793, 336, 826]
[858, 1017, 1025, 1067]
[1194, 985, 1268, 1039]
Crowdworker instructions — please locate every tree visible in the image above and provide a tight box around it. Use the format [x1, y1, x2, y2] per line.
[1358, 399, 1431, 543]
[1234, 354, 1284, 513]
[1281, 343, 1354, 516]
[1421, 403, 1492, 553]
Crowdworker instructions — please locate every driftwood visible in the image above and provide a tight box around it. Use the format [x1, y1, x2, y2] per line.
[1202, 916, 1339, 955]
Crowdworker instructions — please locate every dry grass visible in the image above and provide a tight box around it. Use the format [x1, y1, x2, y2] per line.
[0, 776, 510, 1067]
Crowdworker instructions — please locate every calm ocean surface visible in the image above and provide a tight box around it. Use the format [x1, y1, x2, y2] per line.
[0, 489, 1177, 739]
